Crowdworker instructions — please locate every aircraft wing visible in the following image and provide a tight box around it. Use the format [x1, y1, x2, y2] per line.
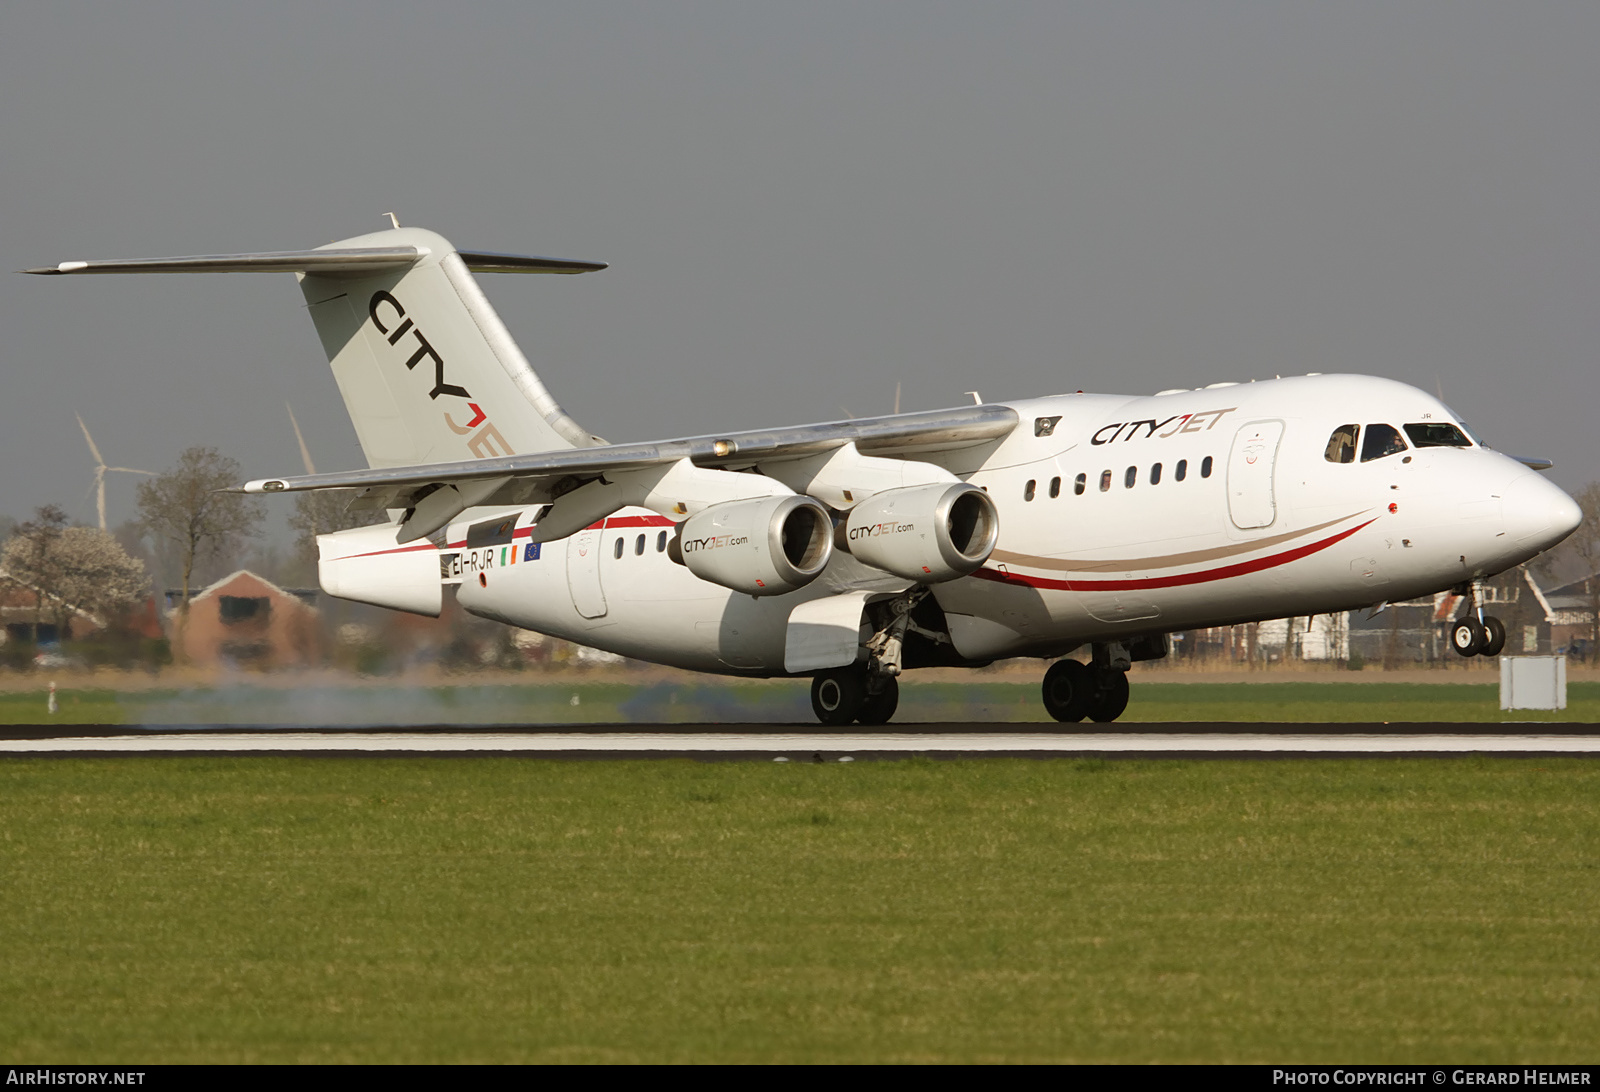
[240, 403, 1019, 536]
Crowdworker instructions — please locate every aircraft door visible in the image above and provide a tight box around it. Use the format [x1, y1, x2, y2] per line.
[1227, 420, 1284, 530]
[566, 524, 608, 618]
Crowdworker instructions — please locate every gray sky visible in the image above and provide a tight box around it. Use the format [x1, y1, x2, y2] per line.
[3, 2, 1597, 537]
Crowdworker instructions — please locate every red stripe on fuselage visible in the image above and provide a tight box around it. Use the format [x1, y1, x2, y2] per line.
[333, 542, 440, 561]
[448, 513, 676, 548]
[975, 519, 1376, 592]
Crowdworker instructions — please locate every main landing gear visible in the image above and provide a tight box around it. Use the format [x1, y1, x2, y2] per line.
[810, 666, 898, 726]
[809, 588, 944, 726]
[1450, 581, 1507, 659]
[1042, 636, 1166, 724]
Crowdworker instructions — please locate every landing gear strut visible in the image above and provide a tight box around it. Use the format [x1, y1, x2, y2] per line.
[808, 588, 938, 726]
[1450, 581, 1507, 658]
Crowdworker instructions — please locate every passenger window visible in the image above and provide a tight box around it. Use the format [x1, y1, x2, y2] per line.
[1024, 479, 1036, 501]
[1360, 424, 1408, 462]
[1201, 456, 1213, 478]
[1124, 466, 1137, 489]
[1099, 470, 1112, 492]
[613, 537, 624, 560]
[1175, 459, 1187, 482]
[1403, 423, 1471, 448]
[1049, 476, 1061, 499]
[1074, 473, 1086, 495]
[1325, 424, 1360, 464]
[657, 530, 668, 552]
[1150, 463, 1162, 485]
[635, 534, 646, 556]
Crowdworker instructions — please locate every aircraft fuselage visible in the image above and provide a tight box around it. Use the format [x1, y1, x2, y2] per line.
[450, 373, 1579, 674]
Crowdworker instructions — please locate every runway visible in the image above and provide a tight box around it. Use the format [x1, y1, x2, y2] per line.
[4, 723, 1599, 758]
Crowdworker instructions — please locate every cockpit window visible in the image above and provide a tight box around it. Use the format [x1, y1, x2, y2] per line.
[1404, 422, 1471, 449]
[1360, 423, 1408, 462]
[1325, 424, 1359, 464]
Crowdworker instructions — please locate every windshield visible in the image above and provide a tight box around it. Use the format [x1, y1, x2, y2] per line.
[1360, 423, 1408, 462]
[1441, 404, 1491, 449]
[1404, 422, 1472, 448]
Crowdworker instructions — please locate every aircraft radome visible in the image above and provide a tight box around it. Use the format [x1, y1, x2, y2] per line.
[29, 226, 1585, 725]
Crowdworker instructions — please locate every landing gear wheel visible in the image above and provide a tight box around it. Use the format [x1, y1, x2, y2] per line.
[1451, 619, 1486, 657]
[811, 667, 867, 726]
[1480, 615, 1506, 658]
[857, 676, 900, 726]
[1042, 659, 1093, 723]
[1085, 671, 1130, 724]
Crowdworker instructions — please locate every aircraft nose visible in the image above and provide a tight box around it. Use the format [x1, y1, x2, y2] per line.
[1503, 473, 1584, 552]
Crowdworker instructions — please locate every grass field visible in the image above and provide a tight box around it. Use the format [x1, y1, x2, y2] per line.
[4, 679, 1600, 725]
[2, 756, 1598, 1062]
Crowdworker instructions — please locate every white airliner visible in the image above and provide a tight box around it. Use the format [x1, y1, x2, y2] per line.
[29, 226, 1584, 724]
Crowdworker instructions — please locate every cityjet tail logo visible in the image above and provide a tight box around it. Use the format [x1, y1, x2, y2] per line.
[368, 290, 514, 460]
[683, 534, 749, 552]
[849, 521, 915, 540]
[1091, 407, 1236, 446]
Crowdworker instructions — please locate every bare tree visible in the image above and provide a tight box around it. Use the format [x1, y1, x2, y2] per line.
[1563, 482, 1600, 649]
[1, 512, 149, 638]
[288, 489, 371, 567]
[136, 447, 264, 613]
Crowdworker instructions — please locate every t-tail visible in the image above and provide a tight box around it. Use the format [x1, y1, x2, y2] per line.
[27, 225, 608, 468]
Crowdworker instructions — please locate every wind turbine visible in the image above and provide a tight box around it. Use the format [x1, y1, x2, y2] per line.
[286, 401, 317, 475]
[76, 414, 154, 532]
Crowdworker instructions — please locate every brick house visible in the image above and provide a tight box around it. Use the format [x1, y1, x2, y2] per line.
[169, 571, 321, 668]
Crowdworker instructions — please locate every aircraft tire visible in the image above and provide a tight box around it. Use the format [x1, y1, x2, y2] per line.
[1086, 671, 1130, 724]
[1042, 659, 1093, 723]
[857, 676, 900, 726]
[1451, 619, 1486, 657]
[811, 667, 867, 726]
[1481, 615, 1507, 657]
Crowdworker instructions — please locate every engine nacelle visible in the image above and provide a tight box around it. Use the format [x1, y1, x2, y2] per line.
[675, 495, 833, 596]
[843, 482, 999, 582]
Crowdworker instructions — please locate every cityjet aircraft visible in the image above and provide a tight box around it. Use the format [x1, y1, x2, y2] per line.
[29, 226, 1584, 724]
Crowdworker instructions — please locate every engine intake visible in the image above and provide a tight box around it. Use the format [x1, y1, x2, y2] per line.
[675, 494, 833, 596]
[843, 482, 998, 582]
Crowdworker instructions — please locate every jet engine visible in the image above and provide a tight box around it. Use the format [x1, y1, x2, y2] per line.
[674, 494, 834, 596]
[842, 482, 999, 582]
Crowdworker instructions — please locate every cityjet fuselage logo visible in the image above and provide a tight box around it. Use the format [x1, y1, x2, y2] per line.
[1091, 407, 1236, 445]
[368, 290, 515, 459]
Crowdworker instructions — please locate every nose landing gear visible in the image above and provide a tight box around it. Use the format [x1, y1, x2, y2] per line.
[1450, 581, 1507, 658]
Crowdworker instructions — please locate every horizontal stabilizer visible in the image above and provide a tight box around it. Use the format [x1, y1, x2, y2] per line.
[25, 247, 605, 277]
[458, 251, 608, 274]
[25, 247, 428, 276]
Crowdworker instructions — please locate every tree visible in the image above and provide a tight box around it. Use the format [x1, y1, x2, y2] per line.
[136, 447, 264, 613]
[1, 509, 149, 639]
[1563, 482, 1600, 649]
[288, 489, 371, 567]
[2, 505, 68, 633]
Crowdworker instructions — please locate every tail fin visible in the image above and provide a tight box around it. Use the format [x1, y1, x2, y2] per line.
[302, 227, 602, 467]
[29, 226, 607, 468]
